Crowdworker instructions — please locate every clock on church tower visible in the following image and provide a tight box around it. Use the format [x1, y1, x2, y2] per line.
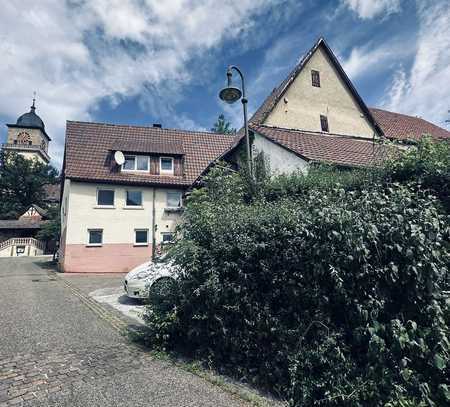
[2, 98, 51, 164]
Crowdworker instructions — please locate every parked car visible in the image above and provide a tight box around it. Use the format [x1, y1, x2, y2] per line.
[123, 259, 178, 300]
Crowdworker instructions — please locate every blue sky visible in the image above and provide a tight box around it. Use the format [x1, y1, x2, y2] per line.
[1, 0, 449, 169]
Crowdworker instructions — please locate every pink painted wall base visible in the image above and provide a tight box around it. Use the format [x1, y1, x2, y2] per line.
[62, 244, 152, 273]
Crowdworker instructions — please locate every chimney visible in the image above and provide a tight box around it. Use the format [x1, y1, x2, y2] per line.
[153, 123, 162, 128]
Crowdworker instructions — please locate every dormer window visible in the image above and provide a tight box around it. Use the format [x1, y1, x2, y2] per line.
[136, 156, 149, 171]
[160, 157, 174, 175]
[122, 155, 149, 172]
[123, 155, 135, 170]
[311, 70, 320, 87]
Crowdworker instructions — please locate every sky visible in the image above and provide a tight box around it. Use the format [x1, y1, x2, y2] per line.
[1, 0, 449, 169]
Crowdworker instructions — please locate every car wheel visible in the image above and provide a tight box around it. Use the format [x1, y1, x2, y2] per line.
[148, 277, 177, 312]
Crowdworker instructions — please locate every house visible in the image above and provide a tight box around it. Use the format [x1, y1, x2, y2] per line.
[0, 205, 48, 257]
[58, 121, 235, 273]
[239, 38, 449, 173]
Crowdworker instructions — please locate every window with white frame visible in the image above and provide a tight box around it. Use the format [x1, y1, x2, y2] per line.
[126, 190, 143, 206]
[123, 155, 135, 170]
[136, 156, 149, 171]
[166, 191, 182, 208]
[97, 189, 115, 206]
[134, 229, 149, 245]
[122, 155, 149, 172]
[161, 232, 174, 244]
[160, 157, 174, 174]
[88, 229, 103, 246]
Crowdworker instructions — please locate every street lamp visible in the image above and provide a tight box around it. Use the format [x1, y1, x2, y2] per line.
[219, 66, 253, 176]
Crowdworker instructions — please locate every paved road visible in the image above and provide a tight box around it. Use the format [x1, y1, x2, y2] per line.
[0, 257, 253, 407]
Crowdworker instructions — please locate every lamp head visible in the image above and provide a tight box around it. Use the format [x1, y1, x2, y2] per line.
[219, 86, 242, 104]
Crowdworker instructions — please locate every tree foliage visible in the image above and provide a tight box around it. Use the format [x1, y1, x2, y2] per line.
[210, 114, 236, 134]
[0, 151, 59, 219]
[143, 144, 450, 406]
[36, 205, 60, 243]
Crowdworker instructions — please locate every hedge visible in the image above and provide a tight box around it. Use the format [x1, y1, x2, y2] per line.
[143, 141, 450, 406]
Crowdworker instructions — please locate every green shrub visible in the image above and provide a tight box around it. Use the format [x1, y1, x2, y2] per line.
[144, 168, 449, 405]
[385, 137, 450, 213]
[264, 164, 379, 201]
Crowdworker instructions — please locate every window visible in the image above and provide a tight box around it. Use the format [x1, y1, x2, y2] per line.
[136, 156, 149, 171]
[122, 155, 149, 172]
[135, 229, 149, 245]
[320, 115, 329, 132]
[88, 229, 103, 246]
[97, 189, 114, 206]
[126, 190, 142, 206]
[311, 70, 320, 87]
[160, 157, 174, 174]
[123, 155, 135, 170]
[166, 191, 182, 208]
[162, 232, 174, 244]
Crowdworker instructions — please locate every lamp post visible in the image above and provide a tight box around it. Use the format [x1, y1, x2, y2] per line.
[219, 65, 253, 176]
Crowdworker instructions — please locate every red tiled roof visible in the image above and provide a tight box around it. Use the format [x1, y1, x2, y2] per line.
[111, 138, 184, 155]
[64, 121, 235, 187]
[370, 108, 450, 142]
[251, 124, 396, 168]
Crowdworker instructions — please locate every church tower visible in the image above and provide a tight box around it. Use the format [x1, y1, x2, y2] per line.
[2, 98, 51, 164]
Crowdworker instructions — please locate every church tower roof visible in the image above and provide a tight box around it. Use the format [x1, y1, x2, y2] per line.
[16, 98, 45, 130]
[7, 98, 50, 140]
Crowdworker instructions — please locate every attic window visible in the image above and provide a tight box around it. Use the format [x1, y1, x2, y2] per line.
[122, 155, 149, 172]
[311, 70, 320, 87]
[320, 115, 329, 132]
[160, 157, 174, 175]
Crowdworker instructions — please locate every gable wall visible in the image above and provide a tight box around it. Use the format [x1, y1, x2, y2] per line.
[265, 46, 376, 139]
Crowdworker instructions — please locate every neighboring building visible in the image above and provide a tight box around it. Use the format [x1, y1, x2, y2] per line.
[0, 205, 48, 257]
[240, 38, 450, 174]
[2, 99, 51, 164]
[369, 108, 450, 143]
[0, 101, 58, 257]
[59, 121, 235, 273]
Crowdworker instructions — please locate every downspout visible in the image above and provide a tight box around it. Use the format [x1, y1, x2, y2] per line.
[151, 187, 156, 259]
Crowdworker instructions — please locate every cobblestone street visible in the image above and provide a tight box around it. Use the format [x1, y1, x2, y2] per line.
[0, 257, 256, 407]
[0, 345, 144, 405]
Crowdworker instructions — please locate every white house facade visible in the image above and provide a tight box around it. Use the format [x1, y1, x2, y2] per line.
[59, 121, 235, 273]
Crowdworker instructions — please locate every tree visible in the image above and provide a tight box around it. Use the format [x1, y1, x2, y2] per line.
[36, 206, 60, 242]
[211, 114, 236, 134]
[0, 151, 59, 219]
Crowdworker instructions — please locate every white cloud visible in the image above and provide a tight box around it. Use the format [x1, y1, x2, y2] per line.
[342, 0, 401, 19]
[0, 0, 281, 168]
[382, 0, 450, 125]
[343, 45, 392, 79]
[342, 40, 414, 80]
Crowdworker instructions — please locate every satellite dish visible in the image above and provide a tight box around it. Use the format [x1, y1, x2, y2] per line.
[114, 150, 125, 166]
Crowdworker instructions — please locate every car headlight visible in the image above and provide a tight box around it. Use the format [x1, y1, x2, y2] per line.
[135, 270, 150, 280]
